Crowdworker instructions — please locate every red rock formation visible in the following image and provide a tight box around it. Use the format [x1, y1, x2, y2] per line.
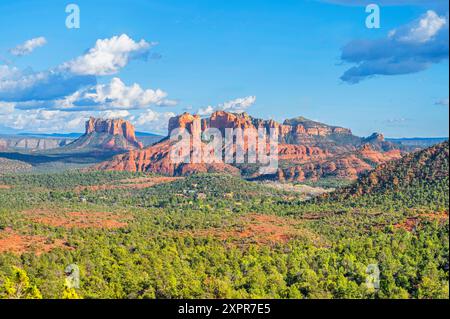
[168, 113, 202, 137]
[278, 155, 374, 182]
[209, 111, 254, 132]
[277, 144, 403, 182]
[94, 139, 240, 176]
[92, 111, 403, 180]
[364, 132, 385, 143]
[193, 111, 354, 144]
[278, 144, 330, 163]
[359, 144, 401, 164]
[85, 117, 143, 149]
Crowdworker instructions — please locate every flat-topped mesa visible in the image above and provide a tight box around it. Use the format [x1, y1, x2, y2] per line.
[282, 116, 352, 137]
[85, 117, 143, 149]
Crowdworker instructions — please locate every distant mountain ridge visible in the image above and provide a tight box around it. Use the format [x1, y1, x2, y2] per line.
[0, 136, 73, 152]
[17, 132, 82, 139]
[387, 137, 448, 148]
[13, 131, 162, 139]
[1, 131, 163, 149]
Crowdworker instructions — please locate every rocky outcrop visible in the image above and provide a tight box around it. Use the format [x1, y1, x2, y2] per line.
[277, 144, 330, 163]
[85, 117, 143, 149]
[283, 116, 352, 137]
[359, 144, 401, 163]
[364, 132, 385, 143]
[93, 111, 404, 181]
[94, 139, 240, 176]
[62, 118, 143, 152]
[168, 113, 202, 137]
[168, 111, 353, 144]
[208, 111, 255, 132]
[277, 145, 403, 182]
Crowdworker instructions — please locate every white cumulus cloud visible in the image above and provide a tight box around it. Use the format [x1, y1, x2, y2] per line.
[100, 110, 132, 119]
[9, 37, 47, 56]
[0, 109, 89, 132]
[62, 34, 155, 76]
[1, 35, 162, 106]
[84, 77, 171, 108]
[0, 102, 15, 114]
[0, 107, 176, 134]
[0, 34, 177, 134]
[50, 77, 176, 111]
[0, 64, 96, 103]
[135, 109, 176, 133]
[390, 10, 447, 43]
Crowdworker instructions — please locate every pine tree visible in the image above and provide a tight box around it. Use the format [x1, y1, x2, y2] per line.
[0, 267, 42, 299]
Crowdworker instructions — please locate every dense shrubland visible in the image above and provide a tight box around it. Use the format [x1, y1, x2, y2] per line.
[0, 143, 448, 299]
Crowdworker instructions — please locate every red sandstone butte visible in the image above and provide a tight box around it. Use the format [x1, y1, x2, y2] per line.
[85, 117, 143, 150]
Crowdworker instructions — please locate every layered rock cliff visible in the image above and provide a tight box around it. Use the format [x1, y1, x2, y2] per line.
[93, 111, 405, 181]
[94, 139, 240, 176]
[168, 111, 354, 142]
[60, 118, 143, 152]
[168, 113, 202, 137]
[276, 145, 402, 182]
[85, 117, 143, 149]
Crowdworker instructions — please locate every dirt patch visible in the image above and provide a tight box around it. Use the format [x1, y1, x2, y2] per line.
[260, 182, 333, 196]
[394, 212, 448, 232]
[178, 213, 327, 246]
[0, 228, 71, 255]
[22, 209, 131, 229]
[0, 185, 11, 189]
[394, 218, 418, 232]
[75, 176, 181, 192]
[118, 177, 180, 184]
[419, 212, 449, 220]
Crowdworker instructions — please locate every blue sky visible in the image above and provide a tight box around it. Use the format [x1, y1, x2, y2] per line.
[0, 0, 448, 137]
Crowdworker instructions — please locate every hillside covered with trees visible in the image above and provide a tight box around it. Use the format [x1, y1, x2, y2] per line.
[0, 143, 448, 299]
